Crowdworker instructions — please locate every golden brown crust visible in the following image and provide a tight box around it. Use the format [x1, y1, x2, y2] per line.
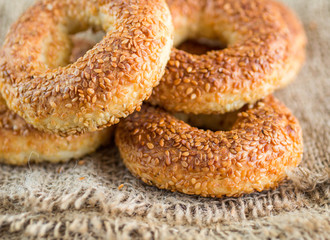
[0, 96, 113, 165]
[115, 96, 303, 198]
[0, 0, 173, 136]
[0, 37, 114, 165]
[148, 0, 307, 114]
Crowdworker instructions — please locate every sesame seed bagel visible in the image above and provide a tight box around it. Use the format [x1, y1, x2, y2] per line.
[148, 0, 306, 114]
[115, 95, 303, 198]
[0, 0, 173, 136]
[0, 97, 113, 165]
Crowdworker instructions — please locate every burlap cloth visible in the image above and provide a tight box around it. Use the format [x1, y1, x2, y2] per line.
[0, 0, 329, 239]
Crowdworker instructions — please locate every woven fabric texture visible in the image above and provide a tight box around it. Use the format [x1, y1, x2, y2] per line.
[0, 0, 329, 239]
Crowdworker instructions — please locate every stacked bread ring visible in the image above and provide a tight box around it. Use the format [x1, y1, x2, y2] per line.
[0, 95, 113, 165]
[0, 37, 114, 165]
[149, 0, 306, 114]
[0, 0, 173, 135]
[0, 0, 306, 198]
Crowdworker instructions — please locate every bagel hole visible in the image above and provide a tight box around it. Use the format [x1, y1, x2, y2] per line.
[177, 38, 226, 55]
[174, 111, 239, 132]
[69, 29, 105, 63]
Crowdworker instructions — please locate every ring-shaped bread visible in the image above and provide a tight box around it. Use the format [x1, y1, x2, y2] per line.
[148, 0, 306, 114]
[0, 0, 173, 136]
[0, 97, 112, 165]
[115, 95, 303, 197]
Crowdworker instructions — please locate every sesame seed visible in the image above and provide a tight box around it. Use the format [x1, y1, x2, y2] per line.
[115, 95, 303, 198]
[147, 143, 154, 149]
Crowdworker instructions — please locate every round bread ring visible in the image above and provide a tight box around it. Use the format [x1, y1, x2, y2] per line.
[148, 0, 307, 114]
[115, 95, 303, 197]
[0, 0, 173, 136]
[0, 97, 113, 165]
[0, 38, 113, 165]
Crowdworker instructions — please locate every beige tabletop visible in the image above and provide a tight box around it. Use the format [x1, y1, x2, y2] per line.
[0, 0, 329, 239]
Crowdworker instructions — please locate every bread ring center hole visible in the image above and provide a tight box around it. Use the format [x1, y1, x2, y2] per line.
[174, 111, 238, 132]
[69, 29, 105, 63]
[177, 38, 226, 55]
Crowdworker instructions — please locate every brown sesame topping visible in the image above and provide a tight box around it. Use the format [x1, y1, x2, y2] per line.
[115, 96, 303, 198]
[87, 88, 95, 96]
[0, 94, 113, 164]
[147, 143, 154, 149]
[148, 0, 306, 115]
[0, 0, 174, 135]
[182, 152, 189, 157]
